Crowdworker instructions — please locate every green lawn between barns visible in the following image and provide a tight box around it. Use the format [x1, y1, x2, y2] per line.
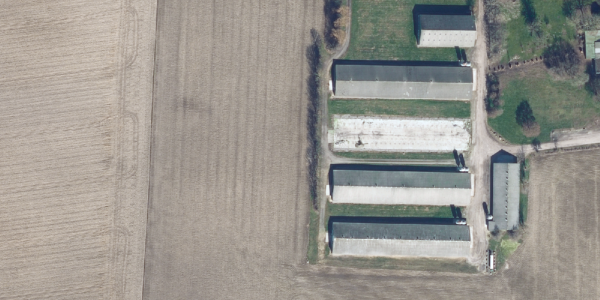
[344, 0, 472, 61]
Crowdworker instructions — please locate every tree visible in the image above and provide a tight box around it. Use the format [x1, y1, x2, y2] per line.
[543, 39, 582, 77]
[485, 74, 501, 113]
[516, 100, 536, 128]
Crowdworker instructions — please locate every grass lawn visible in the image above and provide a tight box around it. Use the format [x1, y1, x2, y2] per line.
[327, 203, 458, 219]
[334, 151, 455, 160]
[307, 209, 320, 264]
[488, 72, 600, 144]
[519, 193, 528, 225]
[325, 203, 462, 238]
[502, 0, 576, 63]
[324, 256, 477, 273]
[489, 233, 520, 270]
[345, 0, 471, 61]
[329, 99, 471, 118]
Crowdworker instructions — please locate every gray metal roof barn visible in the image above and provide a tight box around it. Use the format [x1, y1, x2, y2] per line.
[490, 163, 520, 231]
[330, 219, 471, 258]
[331, 169, 472, 206]
[417, 15, 477, 48]
[332, 62, 474, 100]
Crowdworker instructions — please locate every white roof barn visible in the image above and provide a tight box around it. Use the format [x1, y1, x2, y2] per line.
[329, 218, 471, 258]
[330, 167, 472, 206]
[417, 15, 477, 48]
[332, 61, 474, 100]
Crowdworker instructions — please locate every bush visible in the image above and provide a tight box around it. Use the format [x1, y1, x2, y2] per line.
[543, 39, 582, 77]
[562, 0, 575, 17]
[515, 100, 536, 128]
[324, 0, 342, 49]
[306, 29, 321, 209]
[484, 0, 506, 59]
[563, 0, 575, 17]
[485, 74, 501, 113]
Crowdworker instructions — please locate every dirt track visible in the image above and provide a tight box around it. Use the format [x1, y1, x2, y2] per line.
[0, 0, 156, 299]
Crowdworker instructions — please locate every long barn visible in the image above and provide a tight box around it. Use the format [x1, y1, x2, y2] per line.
[331, 61, 474, 100]
[488, 151, 520, 231]
[330, 167, 472, 206]
[329, 218, 471, 258]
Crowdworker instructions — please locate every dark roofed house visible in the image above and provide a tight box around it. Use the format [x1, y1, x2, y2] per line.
[332, 61, 474, 100]
[329, 218, 471, 258]
[417, 15, 476, 48]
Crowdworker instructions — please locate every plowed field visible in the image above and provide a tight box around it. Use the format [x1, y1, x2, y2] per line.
[142, 0, 322, 299]
[0, 0, 156, 298]
[501, 149, 600, 299]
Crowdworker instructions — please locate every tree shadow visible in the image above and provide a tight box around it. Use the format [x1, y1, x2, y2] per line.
[453, 149, 460, 166]
[455, 47, 462, 62]
[483, 202, 489, 216]
[450, 205, 462, 218]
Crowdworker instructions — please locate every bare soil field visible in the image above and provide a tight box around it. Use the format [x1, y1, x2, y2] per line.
[500, 149, 600, 299]
[0, 0, 156, 299]
[142, 0, 322, 299]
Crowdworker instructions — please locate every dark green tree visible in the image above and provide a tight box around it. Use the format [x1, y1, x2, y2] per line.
[521, 0, 537, 24]
[543, 38, 581, 77]
[516, 100, 536, 128]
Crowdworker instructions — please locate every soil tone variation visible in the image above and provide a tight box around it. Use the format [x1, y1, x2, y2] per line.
[502, 149, 600, 299]
[142, 0, 321, 299]
[0, 0, 156, 299]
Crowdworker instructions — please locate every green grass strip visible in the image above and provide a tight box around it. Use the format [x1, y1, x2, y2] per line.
[329, 99, 471, 119]
[307, 209, 319, 264]
[334, 151, 455, 160]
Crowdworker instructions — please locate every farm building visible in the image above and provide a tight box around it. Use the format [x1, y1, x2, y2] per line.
[489, 151, 520, 231]
[332, 115, 471, 152]
[417, 15, 477, 48]
[330, 167, 472, 206]
[329, 218, 471, 258]
[331, 60, 474, 100]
